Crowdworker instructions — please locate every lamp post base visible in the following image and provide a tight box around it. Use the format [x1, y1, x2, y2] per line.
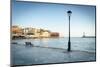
[67, 41, 71, 51]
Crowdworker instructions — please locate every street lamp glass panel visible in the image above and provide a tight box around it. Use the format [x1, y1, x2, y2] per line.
[67, 11, 72, 16]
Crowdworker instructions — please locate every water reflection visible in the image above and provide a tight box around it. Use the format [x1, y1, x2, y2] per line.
[12, 37, 95, 52]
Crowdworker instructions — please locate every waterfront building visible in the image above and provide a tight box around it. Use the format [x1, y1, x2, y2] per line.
[12, 25, 59, 39]
[40, 30, 51, 38]
[50, 32, 59, 37]
[12, 26, 24, 39]
[12, 26, 23, 35]
[23, 27, 36, 38]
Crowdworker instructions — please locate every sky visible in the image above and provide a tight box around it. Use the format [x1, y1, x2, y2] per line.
[12, 0, 96, 37]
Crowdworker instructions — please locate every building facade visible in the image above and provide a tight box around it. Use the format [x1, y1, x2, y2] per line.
[12, 25, 59, 39]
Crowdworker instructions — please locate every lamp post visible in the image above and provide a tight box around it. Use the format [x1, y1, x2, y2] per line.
[67, 10, 72, 51]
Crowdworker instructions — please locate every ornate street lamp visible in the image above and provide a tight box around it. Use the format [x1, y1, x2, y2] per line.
[67, 10, 72, 51]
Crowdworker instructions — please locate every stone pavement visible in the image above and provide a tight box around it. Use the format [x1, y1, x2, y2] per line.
[11, 44, 96, 66]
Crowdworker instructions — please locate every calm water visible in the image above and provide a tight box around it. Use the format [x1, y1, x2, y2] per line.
[12, 37, 96, 52]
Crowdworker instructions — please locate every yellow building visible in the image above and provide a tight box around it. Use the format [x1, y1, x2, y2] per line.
[40, 30, 51, 38]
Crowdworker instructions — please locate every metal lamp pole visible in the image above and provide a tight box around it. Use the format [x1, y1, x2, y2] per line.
[67, 10, 72, 51]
